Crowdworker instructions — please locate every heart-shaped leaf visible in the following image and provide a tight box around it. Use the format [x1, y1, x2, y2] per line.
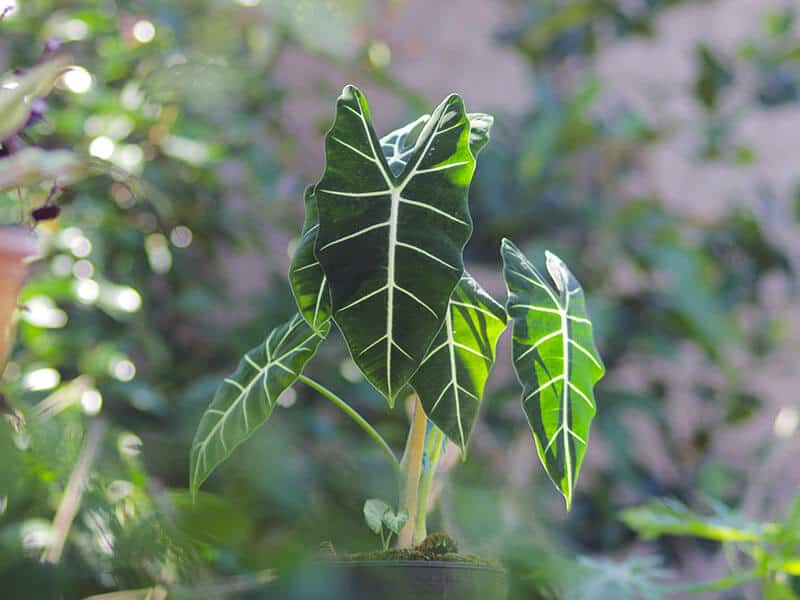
[314, 85, 477, 405]
[501, 239, 604, 509]
[410, 274, 507, 455]
[0, 58, 70, 141]
[382, 507, 409, 535]
[289, 186, 331, 334]
[363, 498, 391, 535]
[190, 313, 329, 496]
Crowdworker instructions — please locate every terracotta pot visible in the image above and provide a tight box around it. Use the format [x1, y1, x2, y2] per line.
[0, 227, 38, 369]
[277, 560, 508, 600]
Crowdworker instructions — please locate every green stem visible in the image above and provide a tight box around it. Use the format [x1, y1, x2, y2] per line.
[297, 375, 400, 474]
[414, 425, 444, 544]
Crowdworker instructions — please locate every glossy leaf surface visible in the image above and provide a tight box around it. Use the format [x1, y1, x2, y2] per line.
[314, 85, 476, 405]
[190, 314, 328, 495]
[289, 186, 331, 334]
[502, 239, 604, 509]
[411, 274, 507, 454]
[290, 112, 494, 339]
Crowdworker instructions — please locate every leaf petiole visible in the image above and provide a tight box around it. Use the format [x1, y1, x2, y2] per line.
[297, 374, 400, 474]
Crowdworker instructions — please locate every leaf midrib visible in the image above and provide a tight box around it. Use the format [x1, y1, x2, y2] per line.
[192, 318, 313, 484]
[342, 96, 461, 401]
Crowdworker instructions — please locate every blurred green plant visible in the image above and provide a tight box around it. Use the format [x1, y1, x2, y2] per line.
[621, 497, 800, 597]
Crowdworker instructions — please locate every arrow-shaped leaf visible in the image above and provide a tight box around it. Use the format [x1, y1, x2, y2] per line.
[290, 112, 494, 338]
[501, 239, 604, 509]
[289, 186, 331, 334]
[410, 274, 507, 455]
[190, 313, 329, 495]
[314, 85, 476, 405]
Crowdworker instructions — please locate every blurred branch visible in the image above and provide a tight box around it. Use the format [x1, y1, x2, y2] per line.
[41, 418, 108, 564]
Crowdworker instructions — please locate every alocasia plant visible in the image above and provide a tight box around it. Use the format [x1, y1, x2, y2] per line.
[191, 85, 605, 548]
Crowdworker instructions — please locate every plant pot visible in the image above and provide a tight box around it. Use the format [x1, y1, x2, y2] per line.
[278, 559, 508, 600]
[0, 227, 37, 369]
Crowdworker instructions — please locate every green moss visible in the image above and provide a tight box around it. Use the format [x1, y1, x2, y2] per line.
[341, 533, 500, 568]
[417, 532, 459, 555]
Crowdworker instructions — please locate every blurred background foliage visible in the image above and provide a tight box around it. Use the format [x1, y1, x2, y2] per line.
[1, 0, 800, 598]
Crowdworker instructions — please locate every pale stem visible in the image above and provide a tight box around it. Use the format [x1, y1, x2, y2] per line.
[397, 397, 427, 547]
[413, 424, 444, 544]
[297, 375, 400, 474]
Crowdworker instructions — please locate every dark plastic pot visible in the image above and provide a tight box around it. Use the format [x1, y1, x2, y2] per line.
[278, 559, 507, 600]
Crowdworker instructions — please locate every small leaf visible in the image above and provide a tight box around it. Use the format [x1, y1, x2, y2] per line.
[411, 273, 507, 455]
[382, 508, 409, 535]
[502, 239, 604, 509]
[314, 85, 477, 406]
[289, 186, 332, 334]
[363, 498, 391, 535]
[190, 314, 328, 496]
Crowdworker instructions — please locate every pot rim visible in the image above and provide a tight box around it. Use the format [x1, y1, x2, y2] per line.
[322, 559, 506, 574]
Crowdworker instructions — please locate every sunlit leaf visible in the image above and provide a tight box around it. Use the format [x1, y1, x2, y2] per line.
[620, 498, 763, 542]
[411, 273, 507, 455]
[291, 110, 493, 342]
[190, 314, 329, 496]
[314, 85, 476, 405]
[502, 239, 604, 509]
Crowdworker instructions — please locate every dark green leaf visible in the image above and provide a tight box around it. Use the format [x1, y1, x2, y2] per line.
[291, 112, 493, 338]
[289, 186, 331, 334]
[411, 273, 507, 454]
[314, 85, 477, 405]
[502, 239, 604, 509]
[382, 508, 409, 535]
[190, 314, 329, 496]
